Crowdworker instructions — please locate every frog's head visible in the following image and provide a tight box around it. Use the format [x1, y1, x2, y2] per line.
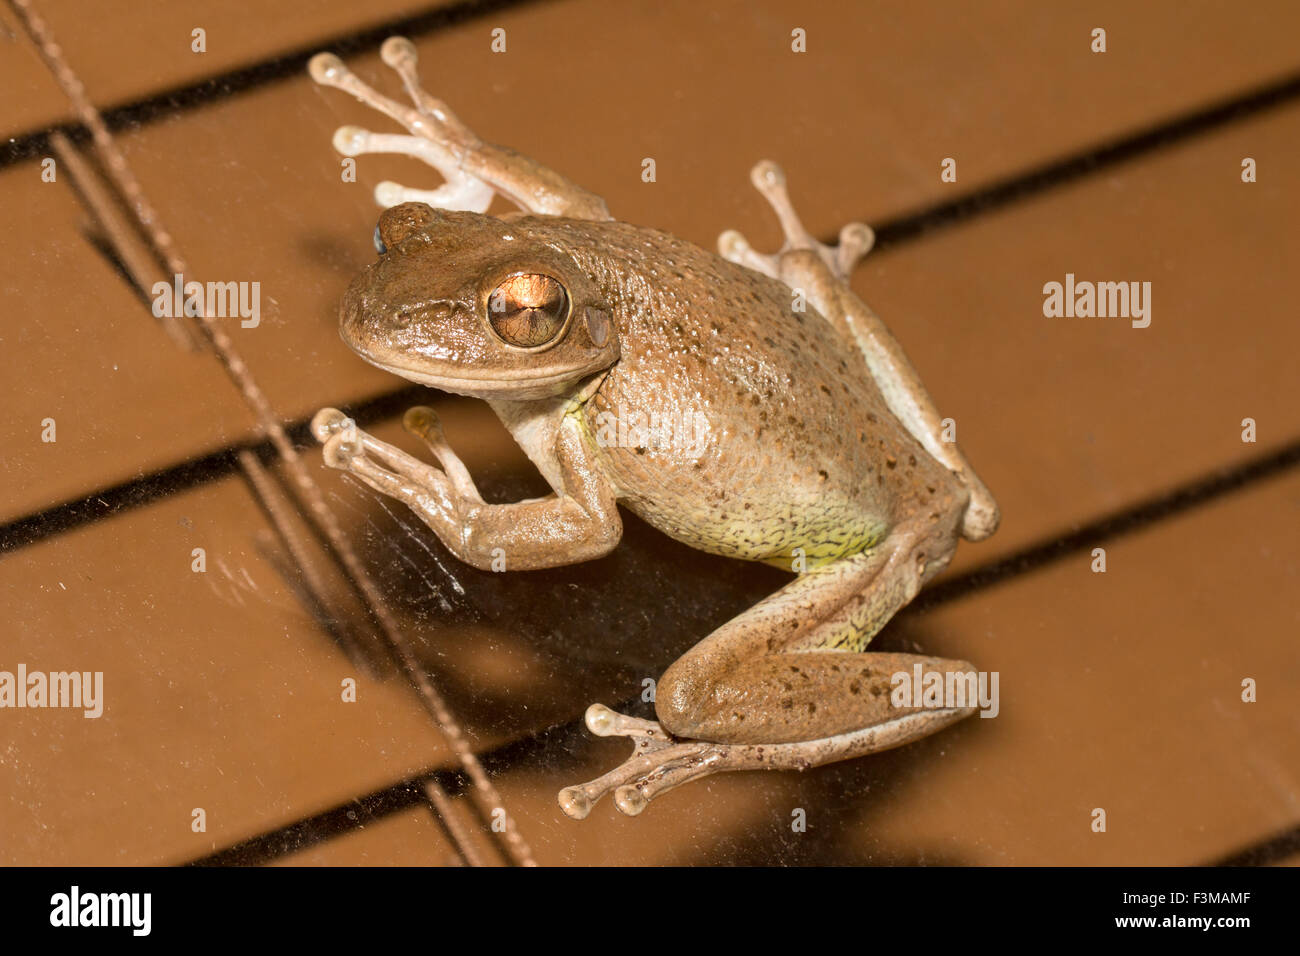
[339, 202, 619, 400]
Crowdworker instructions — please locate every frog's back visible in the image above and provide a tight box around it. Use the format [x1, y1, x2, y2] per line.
[523, 217, 962, 566]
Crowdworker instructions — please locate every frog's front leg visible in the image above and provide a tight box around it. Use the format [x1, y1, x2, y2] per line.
[558, 525, 977, 819]
[309, 37, 610, 221]
[312, 407, 621, 570]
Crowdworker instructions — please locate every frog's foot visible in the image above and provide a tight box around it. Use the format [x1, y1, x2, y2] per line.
[558, 702, 969, 819]
[719, 160, 874, 284]
[312, 405, 622, 572]
[311, 405, 475, 512]
[309, 38, 610, 219]
[309, 38, 494, 212]
[558, 704, 710, 819]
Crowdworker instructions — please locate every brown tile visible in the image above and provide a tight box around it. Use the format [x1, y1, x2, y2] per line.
[17, 0, 1300, 222]
[3, 0, 453, 137]
[0, 3, 73, 138]
[0, 475, 458, 865]
[522, 0, 1300, 238]
[0, 160, 254, 523]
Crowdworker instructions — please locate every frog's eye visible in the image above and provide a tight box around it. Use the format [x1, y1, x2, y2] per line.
[486, 274, 570, 348]
[373, 226, 387, 255]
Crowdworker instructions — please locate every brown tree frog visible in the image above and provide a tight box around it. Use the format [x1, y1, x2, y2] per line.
[307, 38, 1000, 819]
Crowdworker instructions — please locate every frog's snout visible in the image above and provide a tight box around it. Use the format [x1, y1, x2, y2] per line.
[337, 277, 458, 358]
[337, 286, 385, 359]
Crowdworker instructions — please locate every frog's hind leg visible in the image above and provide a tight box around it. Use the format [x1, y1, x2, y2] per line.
[309, 38, 610, 219]
[558, 528, 979, 818]
[719, 161, 874, 283]
[721, 161, 1000, 541]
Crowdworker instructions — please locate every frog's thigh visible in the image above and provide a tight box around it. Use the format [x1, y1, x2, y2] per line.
[656, 533, 973, 746]
[778, 253, 1000, 543]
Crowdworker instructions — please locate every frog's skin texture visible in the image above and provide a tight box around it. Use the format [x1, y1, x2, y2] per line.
[308, 38, 1000, 819]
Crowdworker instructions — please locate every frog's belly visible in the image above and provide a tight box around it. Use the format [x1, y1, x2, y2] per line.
[621, 481, 888, 568]
[584, 412, 933, 568]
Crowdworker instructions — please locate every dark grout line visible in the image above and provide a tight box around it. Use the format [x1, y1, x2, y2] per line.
[863, 66, 1300, 250]
[0, 0, 550, 169]
[0, 385, 427, 554]
[185, 772, 449, 866]
[0, 443, 249, 554]
[914, 438, 1300, 610]
[1207, 822, 1300, 867]
[182, 711, 604, 866]
[474, 706, 608, 776]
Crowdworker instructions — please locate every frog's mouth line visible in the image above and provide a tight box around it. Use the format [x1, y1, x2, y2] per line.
[355, 352, 585, 396]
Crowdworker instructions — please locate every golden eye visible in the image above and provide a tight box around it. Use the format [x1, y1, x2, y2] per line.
[486, 274, 569, 348]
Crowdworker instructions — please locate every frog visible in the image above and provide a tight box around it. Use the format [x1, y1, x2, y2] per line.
[306, 37, 1000, 820]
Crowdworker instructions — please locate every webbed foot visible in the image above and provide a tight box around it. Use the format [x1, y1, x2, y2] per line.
[557, 701, 969, 819]
[719, 160, 874, 283]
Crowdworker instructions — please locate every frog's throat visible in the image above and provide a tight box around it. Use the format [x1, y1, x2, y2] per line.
[354, 352, 591, 397]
